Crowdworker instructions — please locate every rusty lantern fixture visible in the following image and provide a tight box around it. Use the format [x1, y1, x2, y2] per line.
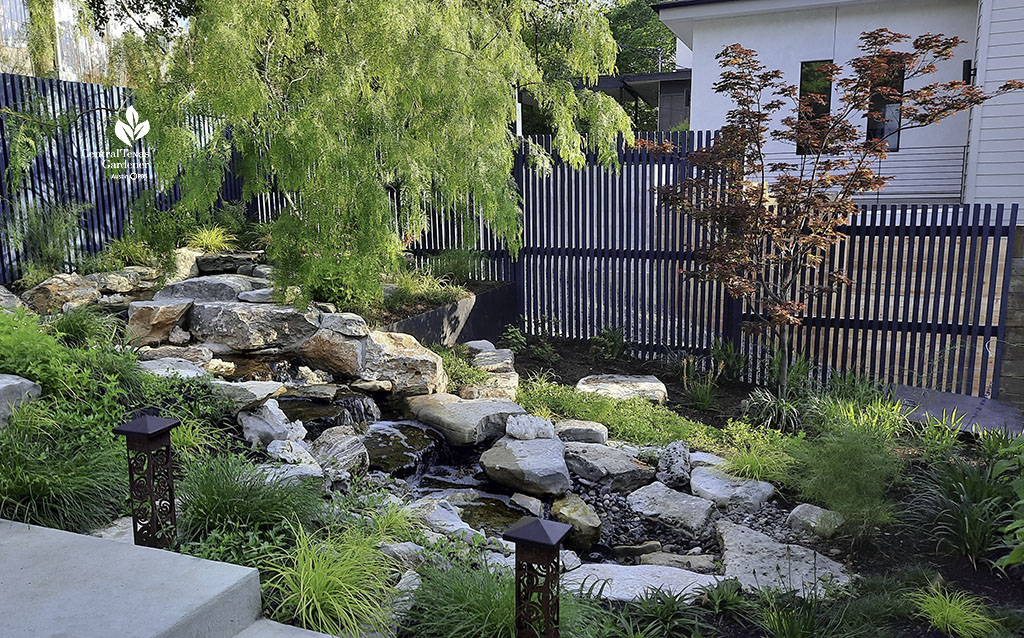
[113, 414, 180, 549]
[503, 516, 573, 638]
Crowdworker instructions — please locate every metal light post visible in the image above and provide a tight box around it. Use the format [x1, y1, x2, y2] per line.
[113, 414, 179, 549]
[502, 517, 573, 638]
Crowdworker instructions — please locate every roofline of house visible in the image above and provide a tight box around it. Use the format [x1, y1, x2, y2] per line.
[652, 0, 739, 12]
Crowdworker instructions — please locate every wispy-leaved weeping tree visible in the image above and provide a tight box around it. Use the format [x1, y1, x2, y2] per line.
[660, 29, 1022, 394]
[119, 0, 633, 304]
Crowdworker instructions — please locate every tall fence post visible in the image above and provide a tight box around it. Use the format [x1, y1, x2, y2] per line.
[996, 211, 1024, 406]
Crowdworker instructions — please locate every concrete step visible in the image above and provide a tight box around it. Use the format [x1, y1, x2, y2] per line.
[232, 619, 338, 638]
[0, 519, 261, 638]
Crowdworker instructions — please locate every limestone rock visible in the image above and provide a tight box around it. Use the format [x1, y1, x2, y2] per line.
[190, 301, 319, 351]
[473, 349, 515, 373]
[505, 414, 555, 440]
[252, 265, 274, 279]
[510, 493, 544, 517]
[717, 521, 852, 596]
[563, 442, 655, 491]
[309, 426, 370, 481]
[237, 288, 274, 303]
[259, 462, 324, 484]
[458, 371, 519, 401]
[362, 330, 447, 395]
[656, 440, 692, 489]
[562, 564, 719, 602]
[204, 359, 236, 376]
[480, 436, 571, 497]
[196, 251, 262, 274]
[300, 328, 365, 377]
[21, 273, 100, 313]
[554, 420, 608, 444]
[627, 481, 714, 536]
[406, 393, 525, 446]
[576, 374, 667, 404]
[319, 312, 370, 337]
[690, 452, 728, 468]
[127, 299, 193, 346]
[84, 269, 143, 294]
[168, 325, 191, 345]
[138, 357, 207, 379]
[210, 379, 286, 412]
[0, 374, 42, 428]
[137, 345, 212, 364]
[463, 340, 495, 354]
[266, 439, 318, 466]
[170, 247, 203, 282]
[155, 274, 265, 302]
[379, 541, 426, 569]
[238, 399, 306, 448]
[612, 541, 662, 559]
[0, 285, 26, 309]
[690, 467, 774, 513]
[552, 493, 602, 550]
[786, 503, 845, 539]
[641, 552, 717, 573]
[405, 496, 483, 541]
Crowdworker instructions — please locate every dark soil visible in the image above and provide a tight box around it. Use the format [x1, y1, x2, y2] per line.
[512, 334, 755, 428]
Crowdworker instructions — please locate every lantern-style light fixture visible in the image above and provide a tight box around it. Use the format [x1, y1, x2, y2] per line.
[502, 516, 573, 638]
[113, 414, 179, 549]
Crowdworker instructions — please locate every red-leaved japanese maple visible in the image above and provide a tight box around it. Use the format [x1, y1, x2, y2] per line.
[660, 28, 1022, 393]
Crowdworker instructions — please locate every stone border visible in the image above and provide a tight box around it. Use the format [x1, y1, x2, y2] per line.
[384, 282, 517, 346]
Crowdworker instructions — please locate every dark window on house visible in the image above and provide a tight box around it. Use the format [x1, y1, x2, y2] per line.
[866, 70, 905, 150]
[797, 60, 833, 155]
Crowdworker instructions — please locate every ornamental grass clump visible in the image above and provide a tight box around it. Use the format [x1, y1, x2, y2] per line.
[907, 586, 1001, 638]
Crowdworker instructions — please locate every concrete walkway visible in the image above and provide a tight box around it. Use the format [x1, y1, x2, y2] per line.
[895, 385, 1024, 435]
[0, 519, 332, 638]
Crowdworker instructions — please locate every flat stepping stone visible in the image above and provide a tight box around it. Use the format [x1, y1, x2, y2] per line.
[576, 374, 667, 404]
[562, 564, 719, 602]
[627, 481, 714, 535]
[895, 385, 1023, 435]
[480, 436, 571, 497]
[641, 552, 717, 573]
[563, 442, 655, 491]
[717, 521, 851, 597]
[405, 393, 525, 446]
[554, 419, 608, 444]
[690, 466, 774, 513]
[138, 357, 208, 379]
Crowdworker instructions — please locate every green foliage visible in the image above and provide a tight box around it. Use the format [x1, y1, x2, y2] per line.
[590, 327, 626, 361]
[805, 394, 910, 440]
[181, 521, 296, 569]
[757, 590, 859, 638]
[916, 410, 965, 463]
[429, 344, 489, 394]
[744, 387, 803, 432]
[186, 225, 236, 253]
[710, 337, 746, 383]
[0, 310, 91, 395]
[722, 420, 800, 485]
[795, 428, 899, 535]
[500, 323, 528, 353]
[5, 201, 86, 286]
[405, 562, 611, 638]
[907, 586, 1001, 638]
[425, 250, 482, 285]
[81, 235, 157, 273]
[906, 460, 1015, 566]
[694, 579, 758, 625]
[177, 454, 324, 541]
[27, 0, 58, 76]
[124, 0, 631, 303]
[621, 588, 714, 636]
[263, 524, 393, 635]
[45, 306, 120, 348]
[517, 374, 724, 449]
[383, 270, 466, 314]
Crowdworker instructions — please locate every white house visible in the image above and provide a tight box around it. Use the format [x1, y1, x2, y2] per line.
[655, 0, 1024, 205]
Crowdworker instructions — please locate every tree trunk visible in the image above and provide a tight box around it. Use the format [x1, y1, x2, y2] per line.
[778, 328, 790, 397]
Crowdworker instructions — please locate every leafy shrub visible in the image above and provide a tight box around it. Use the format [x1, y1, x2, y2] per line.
[429, 344, 489, 393]
[405, 562, 611, 638]
[907, 586, 1001, 638]
[186, 225, 236, 253]
[0, 309, 91, 395]
[384, 269, 466, 312]
[517, 374, 724, 449]
[177, 454, 324, 541]
[744, 387, 803, 432]
[528, 338, 561, 365]
[906, 460, 1014, 566]
[795, 428, 899, 535]
[426, 249, 482, 285]
[590, 327, 626, 361]
[695, 579, 758, 625]
[45, 306, 120, 348]
[710, 337, 746, 383]
[6, 201, 85, 280]
[684, 364, 721, 412]
[263, 524, 393, 635]
[15, 262, 57, 289]
[181, 521, 295, 569]
[500, 323, 528, 353]
[916, 410, 964, 463]
[80, 235, 156, 273]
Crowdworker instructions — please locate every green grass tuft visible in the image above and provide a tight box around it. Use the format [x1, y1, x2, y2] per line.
[907, 586, 1001, 638]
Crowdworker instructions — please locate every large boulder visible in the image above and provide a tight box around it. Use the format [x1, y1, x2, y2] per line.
[406, 394, 525, 446]
[656, 441, 692, 489]
[319, 313, 370, 337]
[154, 274, 265, 302]
[563, 442, 655, 491]
[505, 414, 555, 440]
[362, 331, 446, 395]
[552, 493, 602, 550]
[690, 467, 774, 513]
[21, 273, 100, 313]
[127, 299, 193, 346]
[554, 420, 608, 444]
[210, 379, 286, 412]
[575, 374, 668, 404]
[196, 251, 262, 274]
[238, 399, 307, 448]
[480, 436, 571, 497]
[169, 247, 203, 282]
[786, 504, 845, 539]
[562, 564, 719, 602]
[0, 285, 26, 309]
[717, 521, 852, 596]
[190, 301, 319, 352]
[627, 481, 714, 536]
[300, 328, 365, 377]
[0, 374, 42, 428]
[309, 425, 370, 481]
[472, 349, 515, 373]
[458, 371, 519, 401]
[405, 496, 484, 541]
